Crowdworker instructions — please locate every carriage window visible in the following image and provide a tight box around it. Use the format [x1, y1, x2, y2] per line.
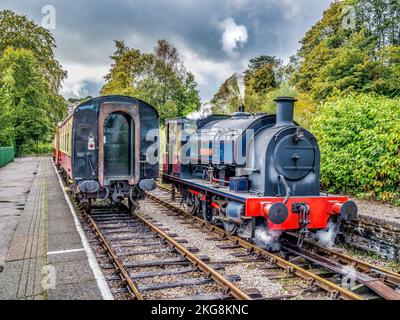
[104, 113, 134, 177]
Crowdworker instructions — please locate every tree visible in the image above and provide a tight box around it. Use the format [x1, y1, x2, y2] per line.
[0, 10, 67, 92]
[211, 55, 285, 114]
[210, 74, 242, 114]
[245, 55, 282, 94]
[0, 10, 68, 126]
[313, 30, 380, 98]
[67, 96, 93, 105]
[101, 40, 200, 122]
[293, 1, 348, 94]
[248, 64, 278, 95]
[291, 0, 400, 99]
[0, 47, 53, 152]
[355, 0, 400, 48]
[246, 55, 282, 74]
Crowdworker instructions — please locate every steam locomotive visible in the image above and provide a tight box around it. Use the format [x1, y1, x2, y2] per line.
[162, 97, 357, 243]
[54, 95, 159, 212]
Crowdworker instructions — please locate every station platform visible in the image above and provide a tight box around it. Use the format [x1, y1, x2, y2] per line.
[0, 157, 111, 300]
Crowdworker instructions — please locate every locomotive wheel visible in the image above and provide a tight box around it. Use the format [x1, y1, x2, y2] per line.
[201, 201, 214, 223]
[223, 221, 238, 235]
[202, 211, 213, 223]
[184, 193, 199, 215]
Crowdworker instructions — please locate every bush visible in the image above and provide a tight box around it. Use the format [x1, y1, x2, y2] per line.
[17, 142, 53, 156]
[311, 94, 400, 204]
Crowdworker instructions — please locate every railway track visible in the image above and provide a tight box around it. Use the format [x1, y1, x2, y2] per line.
[282, 234, 400, 300]
[79, 203, 259, 300]
[147, 185, 400, 300]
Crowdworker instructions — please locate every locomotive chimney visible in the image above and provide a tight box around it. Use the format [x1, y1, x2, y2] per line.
[274, 97, 297, 126]
[233, 104, 249, 118]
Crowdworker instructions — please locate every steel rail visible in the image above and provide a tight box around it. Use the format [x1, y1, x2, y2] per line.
[147, 189, 365, 300]
[133, 211, 252, 300]
[87, 214, 144, 300]
[280, 243, 400, 300]
[284, 233, 400, 288]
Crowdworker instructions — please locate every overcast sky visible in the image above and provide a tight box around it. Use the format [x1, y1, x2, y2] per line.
[1, 0, 332, 102]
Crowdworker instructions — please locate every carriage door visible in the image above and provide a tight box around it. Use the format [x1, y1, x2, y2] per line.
[103, 113, 134, 181]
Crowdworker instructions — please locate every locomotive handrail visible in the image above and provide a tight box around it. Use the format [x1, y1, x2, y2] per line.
[278, 175, 291, 204]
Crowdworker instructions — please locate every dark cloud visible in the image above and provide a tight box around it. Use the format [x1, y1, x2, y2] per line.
[0, 0, 332, 100]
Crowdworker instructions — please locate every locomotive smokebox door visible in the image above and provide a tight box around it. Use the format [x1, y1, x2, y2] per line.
[273, 134, 315, 181]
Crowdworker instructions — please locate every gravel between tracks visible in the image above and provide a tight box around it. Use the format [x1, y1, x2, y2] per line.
[139, 201, 286, 298]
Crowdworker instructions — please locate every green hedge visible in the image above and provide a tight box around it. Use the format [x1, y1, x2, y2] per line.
[311, 94, 400, 204]
[17, 143, 53, 156]
[0, 147, 14, 168]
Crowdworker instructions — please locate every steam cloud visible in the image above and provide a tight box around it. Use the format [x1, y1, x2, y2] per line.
[254, 227, 282, 251]
[233, 72, 246, 106]
[187, 102, 213, 120]
[314, 220, 339, 248]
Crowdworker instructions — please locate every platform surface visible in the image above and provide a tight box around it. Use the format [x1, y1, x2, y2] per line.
[0, 157, 107, 300]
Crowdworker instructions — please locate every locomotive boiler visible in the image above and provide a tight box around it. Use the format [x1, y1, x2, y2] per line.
[54, 95, 159, 212]
[162, 97, 357, 243]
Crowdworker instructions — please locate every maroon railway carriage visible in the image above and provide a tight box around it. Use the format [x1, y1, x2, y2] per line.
[54, 95, 159, 211]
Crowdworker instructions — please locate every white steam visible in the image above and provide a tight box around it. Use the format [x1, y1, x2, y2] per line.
[314, 220, 339, 248]
[232, 72, 245, 106]
[187, 102, 213, 120]
[254, 227, 282, 251]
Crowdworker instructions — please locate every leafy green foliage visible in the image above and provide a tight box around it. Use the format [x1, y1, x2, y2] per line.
[18, 142, 53, 156]
[67, 96, 93, 105]
[292, 0, 400, 99]
[354, 0, 400, 48]
[0, 47, 56, 154]
[211, 56, 284, 114]
[210, 74, 241, 114]
[0, 10, 67, 154]
[101, 40, 200, 122]
[311, 94, 400, 204]
[0, 10, 67, 94]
